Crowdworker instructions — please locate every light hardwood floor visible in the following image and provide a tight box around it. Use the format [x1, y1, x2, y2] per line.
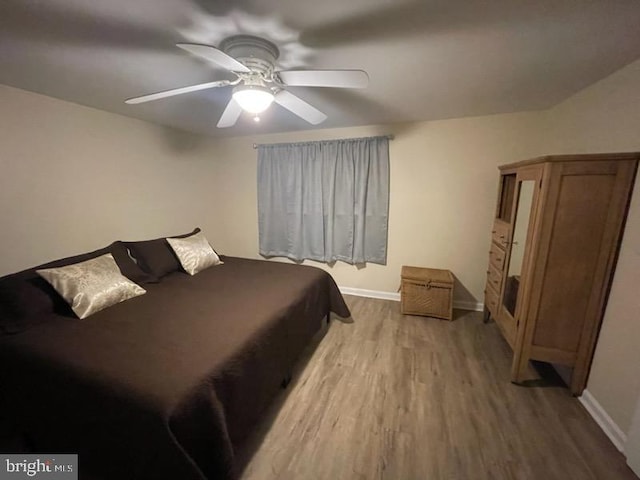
[238, 295, 638, 480]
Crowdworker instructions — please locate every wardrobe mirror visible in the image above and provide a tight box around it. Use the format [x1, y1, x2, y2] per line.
[503, 180, 535, 316]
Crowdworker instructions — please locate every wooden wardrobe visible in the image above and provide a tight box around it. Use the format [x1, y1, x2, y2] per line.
[484, 152, 638, 395]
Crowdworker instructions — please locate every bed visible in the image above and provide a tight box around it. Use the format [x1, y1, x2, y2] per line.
[0, 251, 350, 479]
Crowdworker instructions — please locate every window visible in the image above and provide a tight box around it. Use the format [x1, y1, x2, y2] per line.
[257, 136, 390, 265]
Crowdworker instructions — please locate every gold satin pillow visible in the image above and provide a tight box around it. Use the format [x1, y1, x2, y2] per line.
[166, 231, 222, 275]
[37, 253, 146, 319]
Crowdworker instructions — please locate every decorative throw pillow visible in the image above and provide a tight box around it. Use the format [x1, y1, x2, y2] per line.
[0, 242, 156, 326]
[124, 228, 200, 278]
[166, 231, 222, 275]
[109, 241, 159, 284]
[36, 254, 146, 319]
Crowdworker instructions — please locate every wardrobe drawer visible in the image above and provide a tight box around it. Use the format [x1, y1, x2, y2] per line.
[488, 242, 506, 270]
[491, 220, 510, 250]
[484, 285, 500, 317]
[486, 263, 503, 293]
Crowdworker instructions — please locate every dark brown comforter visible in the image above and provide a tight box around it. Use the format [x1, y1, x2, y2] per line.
[0, 256, 350, 479]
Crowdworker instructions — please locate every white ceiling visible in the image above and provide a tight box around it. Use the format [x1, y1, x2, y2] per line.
[1, 0, 640, 137]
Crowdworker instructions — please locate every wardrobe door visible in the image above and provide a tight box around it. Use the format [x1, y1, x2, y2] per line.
[512, 160, 637, 394]
[499, 166, 545, 382]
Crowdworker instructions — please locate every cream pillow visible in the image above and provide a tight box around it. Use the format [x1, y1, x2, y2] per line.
[166, 231, 222, 275]
[37, 253, 146, 319]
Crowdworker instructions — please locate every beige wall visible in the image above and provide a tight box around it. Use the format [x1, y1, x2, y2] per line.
[0, 84, 227, 275]
[540, 58, 640, 436]
[209, 114, 542, 308]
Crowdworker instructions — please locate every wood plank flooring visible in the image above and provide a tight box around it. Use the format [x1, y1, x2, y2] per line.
[238, 295, 637, 480]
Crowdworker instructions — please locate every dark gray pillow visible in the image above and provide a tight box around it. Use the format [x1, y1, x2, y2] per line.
[124, 228, 200, 278]
[110, 241, 159, 284]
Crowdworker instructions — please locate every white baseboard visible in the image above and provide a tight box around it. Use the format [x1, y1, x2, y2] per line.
[338, 286, 483, 312]
[453, 300, 484, 312]
[579, 389, 627, 453]
[339, 286, 400, 302]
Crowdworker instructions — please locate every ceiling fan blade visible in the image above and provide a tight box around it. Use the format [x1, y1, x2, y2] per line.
[274, 90, 327, 125]
[176, 43, 250, 73]
[278, 70, 369, 89]
[125, 80, 233, 104]
[217, 98, 243, 128]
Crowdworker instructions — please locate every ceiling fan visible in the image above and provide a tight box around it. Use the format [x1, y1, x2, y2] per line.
[125, 35, 369, 128]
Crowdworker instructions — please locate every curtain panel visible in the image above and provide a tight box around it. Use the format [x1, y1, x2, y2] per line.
[257, 136, 389, 265]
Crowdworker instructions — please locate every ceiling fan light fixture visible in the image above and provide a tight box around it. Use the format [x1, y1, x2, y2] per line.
[232, 85, 274, 114]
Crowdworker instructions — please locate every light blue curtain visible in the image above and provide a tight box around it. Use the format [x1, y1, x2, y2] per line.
[257, 136, 389, 265]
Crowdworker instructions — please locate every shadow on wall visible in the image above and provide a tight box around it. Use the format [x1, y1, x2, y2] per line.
[326, 260, 368, 271]
[159, 126, 209, 153]
[452, 273, 478, 308]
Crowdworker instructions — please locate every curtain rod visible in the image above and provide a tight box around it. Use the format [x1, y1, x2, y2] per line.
[253, 134, 395, 149]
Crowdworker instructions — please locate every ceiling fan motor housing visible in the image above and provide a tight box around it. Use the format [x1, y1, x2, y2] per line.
[220, 35, 280, 78]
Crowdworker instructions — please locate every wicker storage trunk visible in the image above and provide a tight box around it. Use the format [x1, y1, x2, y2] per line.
[401, 266, 454, 320]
